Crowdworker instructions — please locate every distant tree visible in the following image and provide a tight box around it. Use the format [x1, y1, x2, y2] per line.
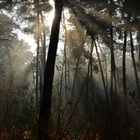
[0, 13, 34, 131]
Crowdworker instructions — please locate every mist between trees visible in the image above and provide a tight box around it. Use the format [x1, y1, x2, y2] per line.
[0, 0, 140, 140]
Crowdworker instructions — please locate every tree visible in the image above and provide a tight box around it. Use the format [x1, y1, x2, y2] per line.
[0, 0, 140, 139]
[0, 13, 34, 133]
[38, 0, 64, 139]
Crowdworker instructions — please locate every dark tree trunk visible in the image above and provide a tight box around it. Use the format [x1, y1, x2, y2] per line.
[108, 0, 117, 107]
[108, 2, 117, 137]
[122, 31, 127, 96]
[130, 31, 140, 100]
[38, 0, 63, 140]
[122, 31, 128, 122]
[109, 28, 117, 104]
[94, 40, 109, 107]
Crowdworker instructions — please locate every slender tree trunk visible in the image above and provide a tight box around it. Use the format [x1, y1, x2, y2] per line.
[138, 30, 140, 63]
[70, 42, 84, 100]
[130, 31, 140, 100]
[109, 28, 116, 104]
[122, 31, 128, 121]
[57, 41, 67, 132]
[139, 32, 140, 62]
[71, 53, 81, 99]
[40, 11, 46, 69]
[62, 12, 68, 100]
[40, 11, 46, 103]
[122, 31, 127, 99]
[57, 60, 64, 133]
[35, 11, 40, 109]
[139, 43, 140, 62]
[98, 43, 108, 93]
[60, 78, 87, 140]
[38, 0, 63, 139]
[84, 40, 91, 117]
[94, 40, 109, 108]
[108, 2, 117, 137]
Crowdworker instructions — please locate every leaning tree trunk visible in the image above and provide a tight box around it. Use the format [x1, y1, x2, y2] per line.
[38, 0, 63, 140]
[94, 40, 109, 109]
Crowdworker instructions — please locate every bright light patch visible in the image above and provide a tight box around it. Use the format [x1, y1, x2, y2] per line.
[15, 29, 36, 54]
[45, 0, 55, 27]
[45, 9, 54, 27]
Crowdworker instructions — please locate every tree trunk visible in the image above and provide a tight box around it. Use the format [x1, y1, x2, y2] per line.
[108, 2, 117, 137]
[122, 31, 128, 121]
[40, 11, 46, 104]
[38, 0, 63, 140]
[35, 11, 40, 110]
[94, 40, 109, 108]
[130, 31, 140, 100]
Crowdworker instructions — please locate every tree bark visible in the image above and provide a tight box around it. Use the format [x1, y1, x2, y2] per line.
[122, 31, 127, 95]
[130, 31, 140, 100]
[122, 31, 128, 122]
[38, 0, 63, 139]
